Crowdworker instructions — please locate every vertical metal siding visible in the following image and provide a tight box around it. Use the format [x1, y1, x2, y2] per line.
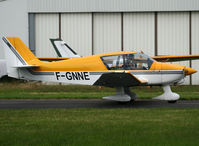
[191, 12, 199, 85]
[123, 13, 155, 56]
[158, 12, 190, 84]
[35, 14, 59, 57]
[61, 13, 92, 56]
[93, 13, 121, 54]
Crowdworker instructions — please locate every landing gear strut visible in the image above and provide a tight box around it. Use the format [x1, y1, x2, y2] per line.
[153, 85, 179, 103]
[103, 87, 137, 102]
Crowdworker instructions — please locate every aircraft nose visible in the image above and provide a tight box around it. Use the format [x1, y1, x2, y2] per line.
[184, 67, 197, 75]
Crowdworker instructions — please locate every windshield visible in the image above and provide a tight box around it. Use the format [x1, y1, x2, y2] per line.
[101, 53, 154, 70]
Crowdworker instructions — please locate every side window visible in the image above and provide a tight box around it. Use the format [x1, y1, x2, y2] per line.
[133, 53, 149, 70]
[125, 54, 136, 70]
[101, 53, 154, 70]
[124, 53, 151, 70]
[101, 55, 124, 70]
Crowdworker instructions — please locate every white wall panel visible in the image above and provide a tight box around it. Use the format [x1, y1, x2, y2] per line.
[158, 12, 190, 84]
[35, 14, 59, 57]
[61, 13, 92, 56]
[123, 13, 155, 56]
[0, 0, 28, 59]
[93, 13, 121, 54]
[192, 12, 199, 85]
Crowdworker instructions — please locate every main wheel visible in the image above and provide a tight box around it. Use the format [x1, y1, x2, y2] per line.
[124, 87, 137, 101]
[168, 100, 177, 103]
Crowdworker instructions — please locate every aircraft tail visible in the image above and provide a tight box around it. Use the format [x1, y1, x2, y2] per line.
[2, 37, 39, 78]
[50, 38, 80, 58]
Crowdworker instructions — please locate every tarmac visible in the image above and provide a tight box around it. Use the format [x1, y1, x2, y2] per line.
[0, 99, 199, 109]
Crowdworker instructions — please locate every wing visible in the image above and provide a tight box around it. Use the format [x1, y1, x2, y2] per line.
[152, 55, 199, 62]
[93, 72, 147, 87]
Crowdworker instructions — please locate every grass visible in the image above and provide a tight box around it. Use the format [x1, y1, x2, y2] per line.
[0, 80, 199, 99]
[0, 108, 199, 146]
[0, 78, 199, 145]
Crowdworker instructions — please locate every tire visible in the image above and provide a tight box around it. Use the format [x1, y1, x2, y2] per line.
[168, 100, 177, 103]
[124, 87, 137, 101]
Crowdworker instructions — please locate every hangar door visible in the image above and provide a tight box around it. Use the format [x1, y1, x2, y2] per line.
[93, 13, 121, 54]
[123, 13, 155, 56]
[61, 13, 92, 56]
[35, 14, 59, 57]
[158, 12, 190, 84]
[35, 13, 92, 57]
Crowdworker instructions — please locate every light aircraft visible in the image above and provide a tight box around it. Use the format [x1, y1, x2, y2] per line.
[2, 37, 199, 103]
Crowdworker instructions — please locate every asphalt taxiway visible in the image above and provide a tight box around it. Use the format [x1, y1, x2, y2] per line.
[0, 99, 199, 109]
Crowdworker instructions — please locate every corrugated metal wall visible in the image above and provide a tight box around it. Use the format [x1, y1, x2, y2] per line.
[35, 14, 59, 57]
[61, 13, 92, 56]
[93, 13, 121, 54]
[158, 12, 189, 55]
[123, 13, 155, 56]
[192, 12, 199, 85]
[158, 12, 190, 84]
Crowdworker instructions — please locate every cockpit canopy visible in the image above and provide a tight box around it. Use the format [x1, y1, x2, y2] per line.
[101, 53, 154, 70]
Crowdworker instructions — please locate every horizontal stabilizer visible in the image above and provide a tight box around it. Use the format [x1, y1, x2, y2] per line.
[13, 65, 39, 68]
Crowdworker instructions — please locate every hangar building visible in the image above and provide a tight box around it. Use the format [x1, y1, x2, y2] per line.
[0, 0, 199, 84]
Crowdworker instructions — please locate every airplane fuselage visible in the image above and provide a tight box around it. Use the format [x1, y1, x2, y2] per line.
[17, 69, 184, 87]
[12, 51, 190, 87]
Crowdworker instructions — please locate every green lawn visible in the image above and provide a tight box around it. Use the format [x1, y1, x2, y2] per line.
[0, 81, 199, 99]
[0, 79, 199, 145]
[0, 108, 199, 146]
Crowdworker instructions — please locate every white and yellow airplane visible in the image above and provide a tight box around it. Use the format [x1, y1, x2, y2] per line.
[2, 37, 199, 103]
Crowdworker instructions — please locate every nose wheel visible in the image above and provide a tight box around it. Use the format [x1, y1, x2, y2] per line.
[153, 85, 179, 103]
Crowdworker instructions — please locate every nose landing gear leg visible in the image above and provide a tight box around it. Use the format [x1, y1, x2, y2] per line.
[153, 85, 179, 103]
